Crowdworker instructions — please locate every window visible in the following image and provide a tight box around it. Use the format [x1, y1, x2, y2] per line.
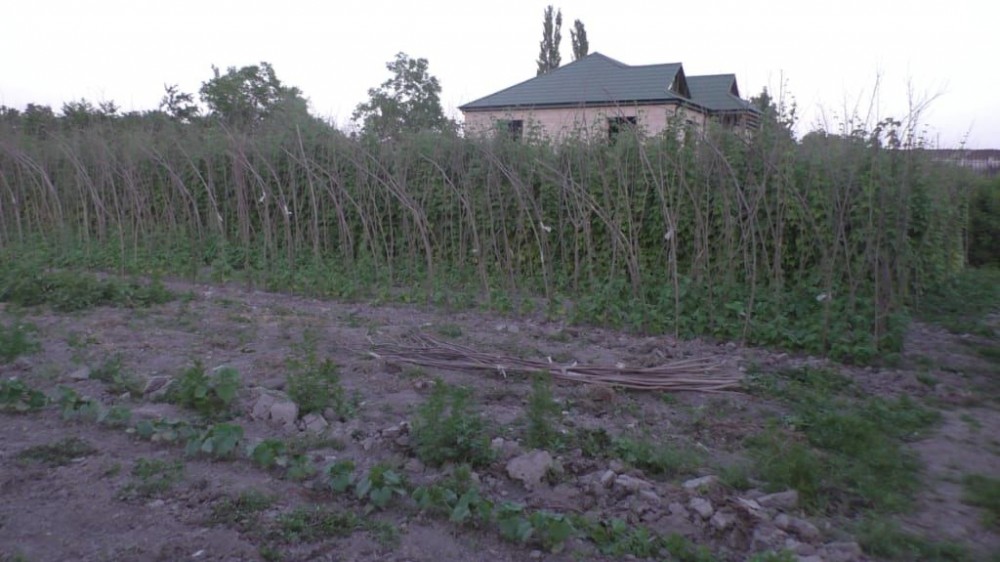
[497, 119, 523, 141]
[607, 116, 637, 142]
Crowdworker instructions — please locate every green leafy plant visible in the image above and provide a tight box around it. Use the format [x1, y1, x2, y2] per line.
[612, 436, 702, 478]
[411, 380, 493, 467]
[355, 464, 406, 511]
[496, 502, 533, 544]
[89, 354, 143, 397]
[528, 511, 575, 553]
[285, 454, 316, 481]
[56, 386, 104, 421]
[185, 423, 244, 458]
[133, 418, 200, 444]
[326, 459, 356, 493]
[210, 489, 275, 530]
[0, 378, 48, 411]
[247, 439, 288, 469]
[168, 363, 241, 418]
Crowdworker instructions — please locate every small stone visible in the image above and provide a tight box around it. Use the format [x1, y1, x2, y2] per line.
[404, 458, 425, 474]
[615, 474, 654, 493]
[394, 436, 410, 447]
[269, 401, 299, 428]
[301, 413, 328, 433]
[381, 423, 408, 439]
[506, 450, 554, 489]
[260, 376, 286, 390]
[639, 489, 660, 503]
[774, 513, 792, 530]
[146, 499, 165, 508]
[322, 407, 340, 423]
[689, 497, 714, 520]
[785, 538, 816, 556]
[758, 489, 799, 510]
[599, 469, 617, 488]
[786, 517, 820, 542]
[682, 475, 719, 491]
[608, 459, 627, 473]
[529, 550, 542, 559]
[142, 375, 171, 397]
[751, 522, 789, 551]
[69, 367, 91, 380]
[667, 502, 687, 516]
[710, 509, 737, 531]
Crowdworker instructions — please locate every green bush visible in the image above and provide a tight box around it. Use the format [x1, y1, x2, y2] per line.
[168, 363, 241, 418]
[0, 319, 39, 363]
[286, 357, 351, 419]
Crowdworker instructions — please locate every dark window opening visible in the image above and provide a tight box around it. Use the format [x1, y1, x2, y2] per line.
[498, 119, 523, 141]
[607, 116, 637, 141]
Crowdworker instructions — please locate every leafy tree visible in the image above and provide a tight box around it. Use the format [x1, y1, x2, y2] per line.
[352, 52, 451, 140]
[22, 104, 56, 136]
[536, 5, 562, 76]
[570, 19, 589, 60]
[159, 84, 199, 122]
[199, 62, 306, 128]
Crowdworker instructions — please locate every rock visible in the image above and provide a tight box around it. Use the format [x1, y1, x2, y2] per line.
[682, 475, 719, 491]
[608, 459, 627, 473]
[381, 422, 409, 439]
[491, 437, 524, 461]
[614, 474, 654, 493]
[300, 413, 328, 433]
[260, 376, 286, 390]
[322, 407, 340, 423]
[404, 458, 425, 474]
[733, 497, 767, 520]
[710, 508, 737, 531]
[667, 502, 687, 516]
[787, 517, 821, 542]
[142, 375, 171, 397]
[69, 367, 91, 381]
[689, 497, 714, 520]
[639, 489, 660, 503]
[757, 489, 799, 510]
[269, 400, 299, 428]
[751, 522, 790, 551]
[506, 450, 555, 489]
[785, 538, 816, 556]
[495, 323, 520, 333]
[599, 469, 617, 488]
[146, 499, 165, 508]
[774, 513, 792, 530]
[818, 541, 863, 562]
[529, 550, 542, 559]
[394, 436, 410, 447]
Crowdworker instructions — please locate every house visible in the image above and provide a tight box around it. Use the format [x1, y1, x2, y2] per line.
[460, 52, 758, 140]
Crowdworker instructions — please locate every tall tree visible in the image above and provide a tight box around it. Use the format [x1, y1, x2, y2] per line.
[159, 84, 199, 122]
[536, 6, 563, 76]
[570, 19, 589, 60]
[199, 62, 306, 128]
[353, 52, 451, 140]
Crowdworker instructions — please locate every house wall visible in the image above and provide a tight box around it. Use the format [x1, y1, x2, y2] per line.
[462, 103, 707, 140]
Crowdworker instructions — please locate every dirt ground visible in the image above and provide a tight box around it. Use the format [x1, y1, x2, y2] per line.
[1, 279, 997, 562]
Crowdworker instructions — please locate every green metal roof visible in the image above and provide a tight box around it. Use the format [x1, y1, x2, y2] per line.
[459, 53, 689, 111]
[686, 74, 756, 113]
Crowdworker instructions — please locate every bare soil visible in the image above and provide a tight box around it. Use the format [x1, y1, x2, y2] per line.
[1, 279, 997, 562]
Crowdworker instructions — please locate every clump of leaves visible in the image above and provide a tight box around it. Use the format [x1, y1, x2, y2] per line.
[0, 268, 173, 312]
[121, 457, 185, 498]
[0, 319, 39, 363]
[411, 380, 493, 468]
[57, 386, 105, 422]
[89, 354, 143, 397]
[247, 438, 288, 469]
[0, 378, 48, 412]
[168, 363, 240, 419]
[612, 436, 702, 478]
[525, 373, 560, 450]
[271, 506, 362, 543]
[857, 516, 970, 560]
[413, 465, 494, 524]
[326, 459, 356, 493]
[185, 423, 244, 459]
[16, 437, 97, 467]
[286, 356, 352, 420]
[133, 418, 200, 444]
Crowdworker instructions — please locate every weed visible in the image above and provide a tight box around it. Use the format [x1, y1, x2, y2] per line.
[435, 323, 463, 338]
[89, 354, 143, 397]
[857, 517, 970, 561]
[612, 436, 702, 478]
[525, 373, 560, 450]
[17, 437, 96, 467]
[284, 454, 316, 481]
[0, 378, 48, 412]
[122, 458, 184, 498]
[56, 386, 105, 422]
[748, 551, 797, 562]
[962, 473, 1000, 527]
[168, 363, 240, 419]
[133, 418, 200, 444]
[0, 319, 39, 363]
[916, 371, 939, 387]
[0, 268, 173, 312]
[717, 461, 753, 490]
[286, 356, 352, 420]
[411, 381, 493, 467]
[210, 489, 275, 530]
[271, 506, 362, 543]
[571, 427, 614, 458]
[247, 439, 288, 469]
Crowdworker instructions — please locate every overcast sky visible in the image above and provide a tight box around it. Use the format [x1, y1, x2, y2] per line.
[2, 0, 997, 147]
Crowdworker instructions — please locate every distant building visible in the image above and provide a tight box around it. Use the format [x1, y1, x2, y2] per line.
[929, 149, 1000, 177]
[460, 53, 758, 141]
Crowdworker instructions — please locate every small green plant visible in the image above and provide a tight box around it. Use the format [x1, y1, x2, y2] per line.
[185, 423, 244, 458]
[89, 354, 143, 397]
[0, 269, 173, 312]
[284, 454, 316, 481]
[356, 464, 407, 511]
[411, 380, 493, 467]
[247, 439, 288, 469]
[121, 458, 185, 498]
[210, 489, 275, 530]
[271, 506, 362, 543]
[0, 378, 48, 411]
[133, 418, 199, 444]
[435, 323, 463, 338]
[0, 319, 39, 363]
[612, 436, 702, 478]
[525, 373, 560, 450]
[571, 427, 614, 458]
[16, 437, 96, 467]
[168, 363, 240, 418]
[56, 386, 104, 422]
[962, 473, 1000, 527]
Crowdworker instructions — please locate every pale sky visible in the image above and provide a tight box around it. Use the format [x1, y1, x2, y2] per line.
[2, 0, 997, 147]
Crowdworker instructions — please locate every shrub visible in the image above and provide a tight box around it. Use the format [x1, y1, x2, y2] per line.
[411, 381, 493, 467]
[286, 357, 351, 419]
[168, 363, 240, 418]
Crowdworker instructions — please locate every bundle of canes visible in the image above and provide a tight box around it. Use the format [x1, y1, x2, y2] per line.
[366, 334, 740, 392]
